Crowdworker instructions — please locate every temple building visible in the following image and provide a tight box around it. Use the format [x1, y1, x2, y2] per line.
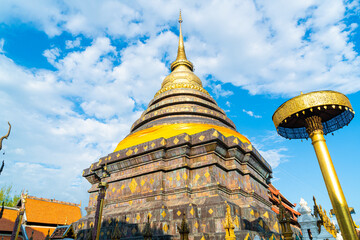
[0, 206, 25, 240]
[77, 14, 285, 240]
[297, 198, 338, 240]
[0, 194, 81, 240]
[268, 184, 301, 233]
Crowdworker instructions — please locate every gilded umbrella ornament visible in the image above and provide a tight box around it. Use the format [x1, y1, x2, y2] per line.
[272, 90, 357, 239]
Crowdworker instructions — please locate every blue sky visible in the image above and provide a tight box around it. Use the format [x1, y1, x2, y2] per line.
[0, 0, 360, 226]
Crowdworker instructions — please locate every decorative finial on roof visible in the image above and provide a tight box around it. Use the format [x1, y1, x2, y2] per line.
[0, 122, 11, 152]
[179, 9, 183, 23]
[23, 192, 28, 204]
[170, 10, 194, 72]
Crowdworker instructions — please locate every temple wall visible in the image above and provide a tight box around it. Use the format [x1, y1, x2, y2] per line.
[79, 129, 280, 240]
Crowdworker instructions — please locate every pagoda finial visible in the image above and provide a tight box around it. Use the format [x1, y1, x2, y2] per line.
[176, 10, 187, 62]
[179, 9, 183, 23]
[170, 10, 194, 72]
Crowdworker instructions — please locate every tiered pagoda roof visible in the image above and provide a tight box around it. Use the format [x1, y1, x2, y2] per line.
[113, 11, 249, 152]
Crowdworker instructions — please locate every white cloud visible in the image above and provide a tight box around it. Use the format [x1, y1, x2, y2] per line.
[0, 1, 359, 95]
[0, 39, 4, 53]
[14, 148, 25, 155]
[211, 84, 233, 98]
[248, 131, 288, 170]
[0, 0, 64, 37]
[242, 109, 262, 118]
[0, 27, 179, 206]
[65, 37, 81, 49]
[43, 47, 60, 65]
[259, 148, 288, 169]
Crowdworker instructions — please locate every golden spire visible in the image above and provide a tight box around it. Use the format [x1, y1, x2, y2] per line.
[176, 10, 186, 61]
[170, 10, 194, 72]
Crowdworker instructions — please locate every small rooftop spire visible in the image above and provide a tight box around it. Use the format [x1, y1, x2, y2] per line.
[179, 9, 183, 23]
[170, 10, 194, 72]
[177, 10, 186, 60]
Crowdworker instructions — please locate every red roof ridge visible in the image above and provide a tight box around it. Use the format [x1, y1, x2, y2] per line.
[26, 195, 80, 207]
[282, 201, 301, 215]
[268, 183, 280, 194]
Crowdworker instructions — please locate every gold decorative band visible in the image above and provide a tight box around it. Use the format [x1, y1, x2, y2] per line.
[272, 91, 353, 128]
[171, 59, 194, 72]
[155, 83, 209, 97]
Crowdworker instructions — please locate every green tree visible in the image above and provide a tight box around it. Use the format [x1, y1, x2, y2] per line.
[0, 185, 21, 207]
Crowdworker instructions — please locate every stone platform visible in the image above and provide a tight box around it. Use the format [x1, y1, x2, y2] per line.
[75, 128, 281, 240]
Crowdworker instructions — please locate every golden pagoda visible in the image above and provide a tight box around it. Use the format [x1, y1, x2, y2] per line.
[76, 13, 290, 240]
[114, 11, 248, 152]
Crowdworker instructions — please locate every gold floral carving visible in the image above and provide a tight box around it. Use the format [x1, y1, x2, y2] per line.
[305, 116, 323, 136]
[155, 83, 209, 97]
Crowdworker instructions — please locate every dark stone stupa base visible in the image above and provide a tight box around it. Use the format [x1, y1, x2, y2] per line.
[76, 129, 281, 240]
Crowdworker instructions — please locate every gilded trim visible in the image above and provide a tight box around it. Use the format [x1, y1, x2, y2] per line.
[272, 91, 353, 128]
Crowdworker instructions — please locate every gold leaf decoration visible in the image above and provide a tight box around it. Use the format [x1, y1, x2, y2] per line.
[129, 179, 138, 193]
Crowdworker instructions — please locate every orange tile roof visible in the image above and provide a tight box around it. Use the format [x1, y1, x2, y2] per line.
[24, 197, 81, 225]
[0, 207, 19, 231]
[268, 183, 295, 207]
[25, 226, 55, 240]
